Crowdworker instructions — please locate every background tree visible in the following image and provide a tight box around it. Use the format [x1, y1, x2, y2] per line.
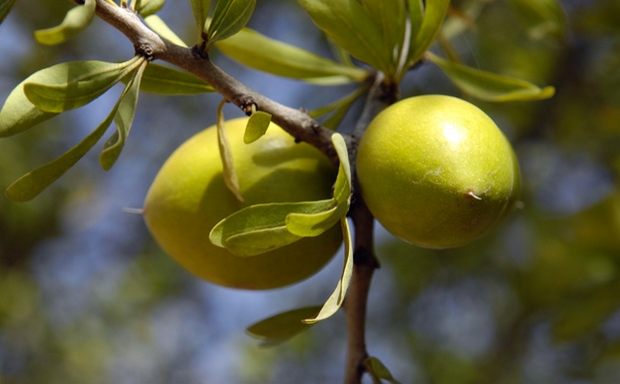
[1, 0, 620, 383]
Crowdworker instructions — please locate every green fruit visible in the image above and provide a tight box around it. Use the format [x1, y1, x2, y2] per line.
[356, 95, 521, 249]
[144, 117, 342, 290]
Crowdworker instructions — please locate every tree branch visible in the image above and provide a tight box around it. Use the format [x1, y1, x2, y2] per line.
[87, 0, 340, 163]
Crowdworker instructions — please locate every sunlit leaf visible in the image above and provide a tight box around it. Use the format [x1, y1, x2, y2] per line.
[365, 357, 403, 384]
[5, 97, 119, 202]
[136, 0, 165, 17]
[209, 199, 335, 257]
[298, 0, 390, 74]
[361, 0, 407, 76]
[309, 86, 368, 129]
[243, 111, 271, 144]
[216, 105, 244, 202]
[246, 306, 321, 347]
[99, 59, 147, 170]
[303, 218, 353, 324]
[427, 52, 556, 101]
[133, 63, 214, 95]
[33, 0, 96, 45]
[215, 28, 367, 84]
[0, 0, 17, 25]
[407, 0, 450, 66]
[206, 0, 256, 47]
[23, 58, 141, 113]
[191, 0, 211, 34]
[144, 14, 188, 47]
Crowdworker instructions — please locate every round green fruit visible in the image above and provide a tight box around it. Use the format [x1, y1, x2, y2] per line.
[143, 117, 342, 290]
[356, 95, 520, 249]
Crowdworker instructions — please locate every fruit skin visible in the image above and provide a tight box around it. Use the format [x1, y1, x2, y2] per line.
[356, 95, 520, 249]
[144, 117, 342, 290]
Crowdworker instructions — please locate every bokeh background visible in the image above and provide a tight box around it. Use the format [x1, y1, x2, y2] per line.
[1, 0, 620, 383]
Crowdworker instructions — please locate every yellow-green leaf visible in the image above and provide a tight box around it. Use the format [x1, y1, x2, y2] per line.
[209, 199, 335, 257]
[243, 111, 271, 144]
[33, 0, 96, 45]
[191, 0, 211, 34]
[216, 106, 244, 202]
[135, 63, 214, 95]
[99, 59, 148, 170]
[298, 0, 390, 74]
[427, 52, 556, 102]
[246, 306, 321, 347]
[365, 357, 403, 384]
[136, 0, 166, 17]
[407, 0, 450, 66]
[23, 58, 141, 113]
[215, 28, 367, 84]
[206, 0, 255, 47]
[303, 218, 353, 324]
[144, 14, 188, 47]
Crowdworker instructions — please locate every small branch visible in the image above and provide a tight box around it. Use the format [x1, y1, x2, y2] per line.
[87, 0, 340, 163]
[343, 198, 378, 384]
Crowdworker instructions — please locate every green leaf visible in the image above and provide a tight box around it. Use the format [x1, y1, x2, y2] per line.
[243, 111, 271, 144]
[33, 0, 96, 45]
[136, 0, 166, 17]
[216, 106, 245, 202]
[407, 0, 450, 66]
[361, 0, 407, 75]
[23, 58, 141, 113]
[309, 86, 368, 129]
[298, 0, 390, 74]
[365, 357, 403, 384]
[286, 133, 351, 237]
[209, 199, 335, 257]
[246, 306, 321, 347]
[0, 80, 59, 138]
[143, 14, 188, 47]
[0, 0, 17, 25]
[5, 97, 118, 202]
[190, 0, 211, 34]
[427, 52, 556, 101]
[99, 59, 147, 170]
[215, 28, 367, 84]
[206, 0, 256, 47]
[132, 63, 214, 95]
[303, 218, 353, 324]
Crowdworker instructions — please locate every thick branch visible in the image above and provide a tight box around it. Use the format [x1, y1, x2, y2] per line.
[88, 0, 339, 163]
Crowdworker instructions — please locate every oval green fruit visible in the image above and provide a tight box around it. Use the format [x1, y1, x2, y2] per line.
[356, 95, 521, 249]
[144, 117, 342, 289]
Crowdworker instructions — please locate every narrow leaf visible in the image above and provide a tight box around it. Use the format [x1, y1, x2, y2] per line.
[427, 52, 556, 101]
[5, 99, 118, 202]
[191, 0, 211, 34]
[506, 0, 566, 41]
[33, 0, 96, 45]
[99, 59, 147, 170]
[215, 28, 367, 84]
[365, 357, 403, 384]
[132, 63, 214, 95]
[136, 0, 166, 17]
[243, 111, 271, 144]
[246, 306, 321, 347]
[298, 0, 390, 74]
[0, 0, 17, 25]
[361, 0, 407, 74]
[23, 58, 140, 113]
[216, 107, 245, 202]
[144, 14, 188, 47]
[209, 199, 334, 257]
[407, 0, 450, 65]
[303, 218, 353, 324]
[206, 0, 256, 47]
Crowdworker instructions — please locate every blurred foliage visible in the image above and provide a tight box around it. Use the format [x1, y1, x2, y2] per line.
[1, 0, 620, 383]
